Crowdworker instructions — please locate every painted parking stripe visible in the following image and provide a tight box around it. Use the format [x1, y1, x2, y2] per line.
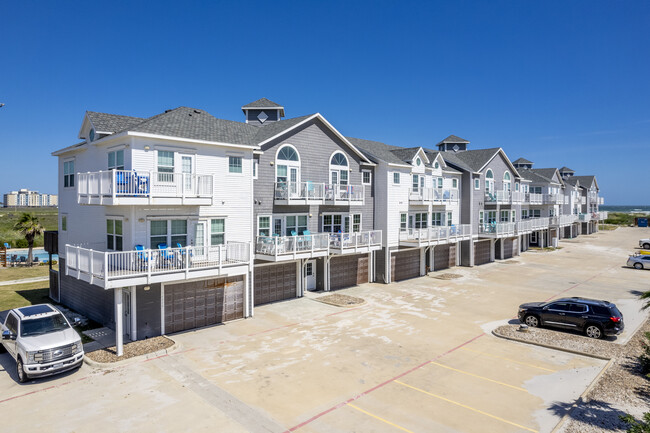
[459, 347, 556, 372]
[428, 361, 528, 392]
[394, 380, 539, 433]
[347, 403, 415, 433]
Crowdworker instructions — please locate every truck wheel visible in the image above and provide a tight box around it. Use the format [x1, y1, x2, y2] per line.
[643, 243, 650, 249]
[16, 357, 28, 383]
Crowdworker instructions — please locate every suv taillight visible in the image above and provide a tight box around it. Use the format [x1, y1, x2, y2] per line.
[610, 317, 621, 323]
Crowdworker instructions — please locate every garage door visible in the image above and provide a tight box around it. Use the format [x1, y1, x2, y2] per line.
[434, 244, 456, 271]
[391, 249, 421, 282]
[502, 238, 513, 259]
[474, 241, 491, 265]
[254, 262, 297, 306]
[330, 254, 369, 290]
[164, 276, 244, 334]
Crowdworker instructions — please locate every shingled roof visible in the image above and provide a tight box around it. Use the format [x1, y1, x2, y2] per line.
[87, 111, 145, 134]
[346, 137, 407, 165]
[241, 98, 285, 116]
[559, 166, 575, 173]
[513, 157, 533, 165]
[390, 147, 424, 164]
[518, 168, 561, 184]
[436, 135, 469, 145]
[571, 175, 597, 189]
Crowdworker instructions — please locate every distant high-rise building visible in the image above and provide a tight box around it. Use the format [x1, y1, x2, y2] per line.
[3, 189, 58, 207]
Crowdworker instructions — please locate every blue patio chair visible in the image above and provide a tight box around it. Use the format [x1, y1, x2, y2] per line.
[136, 172, 150, 195]
[157, 243, 175, 261]
[115, 171, 131, 194]
[290, 230, 297, 237]
[3, 242, 10, 249]
[177, 243, 193, 261]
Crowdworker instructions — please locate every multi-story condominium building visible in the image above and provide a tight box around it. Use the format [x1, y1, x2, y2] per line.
[54, 99, 605, 354]
[3, 189, 58, 207]
[559, 167, 603, 235]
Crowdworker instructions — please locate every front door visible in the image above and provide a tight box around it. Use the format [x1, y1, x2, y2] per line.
[123, 288, 131, 340]
[195, 221, 206, 259]
[182, 155, 194, 192]
[304, 260, 316, 291]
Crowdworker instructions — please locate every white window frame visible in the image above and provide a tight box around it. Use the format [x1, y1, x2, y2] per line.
[393, 172, 400, 184]
[437, 177, 443, 189]
[400, 213, 407, 231]
[362, 170, 372, 185]
[257, 215, 271, 236]
[329, 151, 349, 185]
[108, 149, 125, 171]
[61, 214, 67, 232]
[474, 178, 480, 190]
[63, 159, 75, 188]
[447, 212, 453, 226]
[283, 214, 309, 236]
[253, 159, 258, 180]
[228, 156, 243, 174]
[432, 212, 443, 226]
[106, 217, 124, 251]
[210, 218, 226, 245]
[479, 211, 484, 225]
[452, 178, 458, 189]
[149, 218, 189, 249]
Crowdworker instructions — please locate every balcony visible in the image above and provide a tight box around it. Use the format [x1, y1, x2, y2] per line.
[274, 182, 364, 206]
[78, 170, 213, 206]
[580, 197, 587, 205]
[550, 215, 576, 227]
[485, 191, 524, 204]
[409, 188, 459, 205]
[479, 222, 516, 238]
[526, 193, 543, 204]
[598, 197, 604, 205]
[598, 211, 608, 220]
[578, 213, 591, 222]
[255, 233, 330, 261]
[543, 193, 563, 204]
[330, 230, 382, 254]
[65, 242, 250, 289]
[399, 224, 473, 247]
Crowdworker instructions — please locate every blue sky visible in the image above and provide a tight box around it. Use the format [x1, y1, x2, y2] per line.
[0, 1, 648, 205]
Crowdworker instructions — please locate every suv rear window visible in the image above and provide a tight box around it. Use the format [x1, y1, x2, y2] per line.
[608, 306, 622, 317]
[592, 305, 620, 316]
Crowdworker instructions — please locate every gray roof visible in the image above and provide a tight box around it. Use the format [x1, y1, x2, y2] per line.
[559, 166, 575, 173]
[390, 147, 422, 163]
[437, 135, 470, 145]
[346, 137, 407, 165]
[87, 111, 145, 134]
[241, 98, 285, 117]
[572, 175, 597, 189]
[439, 148, 502, 173]
[563, 177, 580, 187]
[518, 168, 559, 184]
[254, 114, 315, 145]
[532, 168, 560, 183]
[513, 157, 533, 165]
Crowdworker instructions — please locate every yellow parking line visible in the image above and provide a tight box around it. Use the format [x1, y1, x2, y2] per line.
[347, 403, 415, 433]
[394, 381, 538, 433]
[428, 361, 528, 392]
[459, 347, 557, 372]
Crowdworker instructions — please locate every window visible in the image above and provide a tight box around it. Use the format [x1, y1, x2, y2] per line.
[503, 171, 511, 191]
[452, 179, 458, 189]
[474, 178, 480, 190]
[432, 212, 443, 226]
[522, 209, 529, 219]
[285, 215, 308, 236]
[277, 146, 299, 161]
[500, 210, 509, 222]
[158, 151, 174, 182]
[447, 212, 453, 226]
[570, 303, 588, 313]
[150, 220, 168, 248]
[485, 169, 494, 192]
[531, 186, 542, 194]
[63, 160, 75, 188]
[106, 219, 123, 251]
[479, 211, 484, 225]
[486, 211, 497, 223]
[330, 152, 348, 185]
[258, 216, 271, 236]
[393, 172, 400, 184]
[414, 212, 427, 229]
[531, 209, 541, 218]
[515, 183, 520, 192]
[6, 313, 18, 335]
[229, 156, 242, 173]
[253, 160, 258, 179]
[108, 150, 125, 171]
[547, 303, 571, 311]
[171, 220, 188, 247]
[211, 219, 225, 245]
[416, 157, 421, 166]
[89, 129, 95, 142]
[434, 162, 439, 169]
[150, 219, 188, 248]
[61, 215, 67, 232]
[412, 174, 420, 192]
[511, 210, 516, 222]
[437, 177, 443, 188]
[400, 213, 407, 231]
[352, 214, 361, 232]
[362, 170, 371, 185]
[323, 214, 343, 233]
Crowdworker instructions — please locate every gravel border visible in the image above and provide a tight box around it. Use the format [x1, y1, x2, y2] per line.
[314, 293, 365, 307]
[85, 336, 176, 366]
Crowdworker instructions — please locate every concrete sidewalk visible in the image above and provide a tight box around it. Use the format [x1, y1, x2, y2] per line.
[0, 276, 49, 286]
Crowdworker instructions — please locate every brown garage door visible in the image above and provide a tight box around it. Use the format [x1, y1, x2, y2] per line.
[434, 244, 457, 271]
[164, 276, 244, 334]
[391, 249, 421, 282]
[474, 241, 491, 265]
[502, 238, 513, 259]
[254, 262, 297, 306]
[330, 254, 369, 290]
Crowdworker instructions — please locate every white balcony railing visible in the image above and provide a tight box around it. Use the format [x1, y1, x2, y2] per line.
[525, 193, 543, 204]
[543, 193, 563, 204]
[256, 233, 330, 259]
[579, 213, 591, 222]
[550, 215, 576, 226]
[329, 230, 382, 253]
[409, 188, 459, 203]
[399, 224, 473, 245]
[479, 222, 516, 237]
[599, 211, 608, 220]
[78, 170, 213, 205]
[598, 197, 604, 205]
[274, 182, 364, 204]
[66, 242, 250, 289]
[485, 190, 523, 204]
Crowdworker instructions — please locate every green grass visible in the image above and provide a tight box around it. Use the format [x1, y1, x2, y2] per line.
[604, 212, 647, 226]
[0, 265, 59, 282]
[0, 207, 58, 248]
[0, 281, 51, 311]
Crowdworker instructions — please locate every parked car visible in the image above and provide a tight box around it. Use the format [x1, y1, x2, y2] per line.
[639, 238, 650, 249]
[627, 254, 650, 270]
[518, 297, 624, 339]
[1, 304, 84, 383]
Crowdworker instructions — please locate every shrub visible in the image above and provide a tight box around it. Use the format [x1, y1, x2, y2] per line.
[619, 412, 650, 433]
[15, 239, 28, 248]
[640, 331, 650, 378]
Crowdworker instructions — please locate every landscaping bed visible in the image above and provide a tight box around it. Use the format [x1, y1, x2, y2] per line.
[86, 336, 175, 363]
[315, 293, 365, 307]
[432, 273, 463, 280]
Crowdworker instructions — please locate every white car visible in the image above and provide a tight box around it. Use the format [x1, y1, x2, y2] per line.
[640, 239, 650, 249]
[1, 304, 84, 383]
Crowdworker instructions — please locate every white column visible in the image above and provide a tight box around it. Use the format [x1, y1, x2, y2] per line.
[420, 247, 426, 276]
[385, 248, 391, 283]
[429, 245, 435, 271]
[130, 286, 137, 341]
[490, 240, 495, 262]
[114, 288, 124, 357]
[469, 240, 475, 267]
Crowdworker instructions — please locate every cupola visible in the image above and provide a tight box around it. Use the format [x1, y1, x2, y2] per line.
[241, 98, 285, 126]
[436, 135, 470, 152]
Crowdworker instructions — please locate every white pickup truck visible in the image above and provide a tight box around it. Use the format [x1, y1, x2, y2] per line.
[640, 238, 650, 249]
[0, 304, 84, 382]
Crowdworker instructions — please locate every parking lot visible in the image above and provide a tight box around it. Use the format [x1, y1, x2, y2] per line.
[1, 227, 649, 433]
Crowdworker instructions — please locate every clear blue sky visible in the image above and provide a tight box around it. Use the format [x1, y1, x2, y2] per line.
[1, 1, 648, 205]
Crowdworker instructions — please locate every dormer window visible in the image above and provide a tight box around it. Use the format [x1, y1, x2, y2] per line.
[434, 162, 440, 169]
[89, 128, 95, 142]
[416, 158, 421, 166]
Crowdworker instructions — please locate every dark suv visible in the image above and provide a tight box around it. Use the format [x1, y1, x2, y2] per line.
[518, 297, 624, 339]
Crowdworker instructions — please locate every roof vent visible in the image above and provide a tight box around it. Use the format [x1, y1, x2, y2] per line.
[194, 109, 201, 114]
[165, 109, 172, 113]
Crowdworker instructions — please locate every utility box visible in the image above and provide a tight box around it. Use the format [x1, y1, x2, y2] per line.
[638, 218, 648, 227]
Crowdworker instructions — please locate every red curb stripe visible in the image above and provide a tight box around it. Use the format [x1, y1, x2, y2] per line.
[0, 375, 89, 404]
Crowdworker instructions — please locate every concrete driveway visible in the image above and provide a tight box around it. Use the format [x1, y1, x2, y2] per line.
[1, 227, 648, 433]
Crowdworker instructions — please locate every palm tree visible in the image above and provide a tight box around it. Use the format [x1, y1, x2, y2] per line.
[13, 213, 44, 266]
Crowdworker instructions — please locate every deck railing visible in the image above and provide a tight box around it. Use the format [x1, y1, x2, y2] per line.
[330, 230, 382, 252]
[409, 188, 459, 202]
[400, 224, 472, 243]
[598, 211, 608, 220]
[543, 193, 563, 204]
[526, 193, 543, 204]
[78, 170, 213, 201]
[274, 182, 364, 203]
[578, 213, 591, 222]
[479, 222, 516, 236]
[550, 215, 576, 226]
[66, 242, 249, 285]
[255, 233, 330, 257]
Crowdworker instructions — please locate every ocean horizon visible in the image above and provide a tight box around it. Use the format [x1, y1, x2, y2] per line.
[600, 205, 650, 214]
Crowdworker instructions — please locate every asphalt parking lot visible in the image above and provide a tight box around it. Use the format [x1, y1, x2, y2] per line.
[1, 227, 649, 433]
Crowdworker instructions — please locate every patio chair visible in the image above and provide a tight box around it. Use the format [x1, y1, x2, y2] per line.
[136, 172, 150, 195]
[177, 243, 193, 263]
[157, 243, 175, 260]
[115, 171, 132, 195]
[3, 243, 10, 249]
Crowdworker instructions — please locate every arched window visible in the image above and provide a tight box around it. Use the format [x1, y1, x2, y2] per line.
[330, 152, 349, 185]
[503, 171, 511, 192]
[486, 169, 494, 179]
[275, 145, 301, 188]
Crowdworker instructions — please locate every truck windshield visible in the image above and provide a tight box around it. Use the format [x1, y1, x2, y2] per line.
[21, 314, 70, 337]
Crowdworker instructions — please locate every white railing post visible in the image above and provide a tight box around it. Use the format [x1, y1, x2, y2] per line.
[111, 171, 117, 202]
[185, 246, 190, 279]
[104, 250, 109, 283]
[147, 250, 152, 284]
[149, 171, 153, 204]
[219, 245, 224, 273]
